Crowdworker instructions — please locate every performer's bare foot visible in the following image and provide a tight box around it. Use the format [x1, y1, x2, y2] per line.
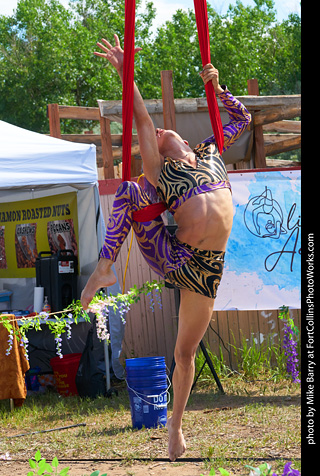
[80, 258, 117, 310]
[167, 416, 186, 461]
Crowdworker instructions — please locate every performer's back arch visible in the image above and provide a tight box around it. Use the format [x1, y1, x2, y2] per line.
[121, 0, 224, 223]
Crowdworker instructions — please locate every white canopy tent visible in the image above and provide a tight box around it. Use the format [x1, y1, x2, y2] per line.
[0, 120, 124, 384]
[0, 119, 103, 305]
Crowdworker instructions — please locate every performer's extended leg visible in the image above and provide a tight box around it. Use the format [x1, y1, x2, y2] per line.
[81, 181, 153, 309]
[81, 181, 191, 309]
[167, 288, 215, 461]
[81, 257, 117, 310]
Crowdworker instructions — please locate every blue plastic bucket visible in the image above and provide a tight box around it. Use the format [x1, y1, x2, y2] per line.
[126, 357, 170, 429]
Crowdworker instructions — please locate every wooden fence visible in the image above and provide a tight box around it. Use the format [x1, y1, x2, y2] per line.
[47, 77, 301, 179]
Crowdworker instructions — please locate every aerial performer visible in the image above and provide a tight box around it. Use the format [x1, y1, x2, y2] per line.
[80, 34, 251, 460]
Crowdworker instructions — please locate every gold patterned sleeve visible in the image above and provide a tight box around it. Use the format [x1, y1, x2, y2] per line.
[203, 89, 252, 152]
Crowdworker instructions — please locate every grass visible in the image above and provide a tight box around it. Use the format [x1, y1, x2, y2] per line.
[0, 340, 301, 476]
[195, 333, 300, 384]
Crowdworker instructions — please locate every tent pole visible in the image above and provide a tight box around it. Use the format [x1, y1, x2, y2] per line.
[103, 339, 111, 391]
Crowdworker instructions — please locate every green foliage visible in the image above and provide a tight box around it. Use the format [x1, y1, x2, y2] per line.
[27, 450, 70, 476]
[200, 468, 230, 476]
[0, 0, 155, 132]
[137, 8, 202, 98]
[27, 451, 297, 476]
[27, 450, 109, 475]
[278, 306, 299, 337]
[0, 279, 164, 359]
[195, 328, 299, 384]
[200, 461, 300, 476]
[245, 462, 273, 475]
[0, 0, 300, 133]
[195, 344, 231, 381]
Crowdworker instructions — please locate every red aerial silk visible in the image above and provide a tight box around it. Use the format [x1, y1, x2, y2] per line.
[193, 0, 224, 154]
[132, 201, 167, 222]
[123, 1, 224, 218]
[122, 0, 168, 220]
[122, 0, 136, 182]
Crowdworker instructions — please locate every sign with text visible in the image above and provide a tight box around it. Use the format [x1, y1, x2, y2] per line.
[0, 192, 79, 278]
[215, 169, 301, 310]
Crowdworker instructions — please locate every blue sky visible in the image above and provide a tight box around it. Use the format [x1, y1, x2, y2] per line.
[0, 0, 301, 25]
[147, 0, 301, 28]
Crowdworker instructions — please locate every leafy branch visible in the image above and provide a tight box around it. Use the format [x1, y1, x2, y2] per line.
[1, 279, 164, 360]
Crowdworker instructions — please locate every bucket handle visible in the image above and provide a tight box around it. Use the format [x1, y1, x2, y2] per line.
[126, 375, 171, 408]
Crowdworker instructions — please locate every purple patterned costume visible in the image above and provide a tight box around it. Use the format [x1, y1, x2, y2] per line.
[100, 89, 251, 298]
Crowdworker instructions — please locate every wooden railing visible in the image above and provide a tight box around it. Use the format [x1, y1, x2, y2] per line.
[47, 76, 301, 179]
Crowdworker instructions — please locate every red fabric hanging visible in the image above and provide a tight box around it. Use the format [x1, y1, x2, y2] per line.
[122, 0, 136, 182]
[122, 0, 167, 219]
[122, 1, 223, 221]
[193, 0, 224, 154]
[132, 201, 167, 222]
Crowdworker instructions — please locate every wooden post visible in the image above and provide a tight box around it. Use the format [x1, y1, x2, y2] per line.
[131, 154, 141, 177]
[161, 70, 176, 131]
[47, 104, 61, 139]
[247, 79, 267, 168]
[99, 112, 115, 179]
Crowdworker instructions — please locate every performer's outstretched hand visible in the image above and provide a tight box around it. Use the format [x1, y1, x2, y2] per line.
[94, 33, 142, 73]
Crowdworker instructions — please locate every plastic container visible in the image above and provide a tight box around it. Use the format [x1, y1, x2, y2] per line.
[126, 356, 170, 429]
[42, 296, 51, 313]
[50, 353, 82, 396]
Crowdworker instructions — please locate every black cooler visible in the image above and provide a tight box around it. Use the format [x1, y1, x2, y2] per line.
[35, 250, 78, 312]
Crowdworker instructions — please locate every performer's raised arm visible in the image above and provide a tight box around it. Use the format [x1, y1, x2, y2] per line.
[200, 63, 252, 151]
[94, 34, 162, 187]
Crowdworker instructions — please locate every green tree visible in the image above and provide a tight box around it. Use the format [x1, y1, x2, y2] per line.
[211, 0, 278, 94]
[136, 0, 300, 98]
[0, 0, 155, 132]
[0, 0, 74, 132]
[0, 0, 300, 133]
[264, 13, 301, 95]
[136, 8, 201, 99]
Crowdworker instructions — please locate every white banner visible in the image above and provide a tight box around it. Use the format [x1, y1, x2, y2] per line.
[215, 169, 301, 310]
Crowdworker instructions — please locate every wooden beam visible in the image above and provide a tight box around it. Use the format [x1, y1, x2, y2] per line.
[254, 105, 301, 127]
[263, 133, 300, 145]
[161, 70, 176, 131]
[106, 134, 138, 146]
[112, 144, 140, 159]
[264, 135, 301, 157]
[61, 134, 102, 144]
[247, 79, 266, 168]
[131, 154, 141, 177]
[57, 105, 100, 120]
[263, 120, 301, 133]
[47, 104, 61, 138]
[218, 94, 301, 111]
[99, 112, 114, 179]
[59, 134, 141, 159]
[60, 133, 140, 147]
[266, 158, 301, 167]
[98, 95, 301, 117]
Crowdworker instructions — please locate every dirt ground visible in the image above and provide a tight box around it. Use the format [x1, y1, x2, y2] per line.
[1, 459, 209, 476]
[0, 383, 301, 476]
